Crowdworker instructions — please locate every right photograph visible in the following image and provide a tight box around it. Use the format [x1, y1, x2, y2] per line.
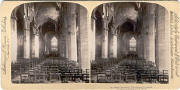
[91, 2, 169, 83]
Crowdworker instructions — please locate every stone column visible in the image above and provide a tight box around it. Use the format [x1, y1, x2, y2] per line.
[139, 35, 144, 58]
[24, 24, 30, 59]
[102, 28, 108, 59]
[67, 4, 77, 62]
[65, 32, 69, 59]
[109, 30, 117, 58]
[11, 16, 17, 63]
[63, 10, 69, 59]
[79, 6, 90, 70]
[136, 36, 140, 56]
[122, 34, 129, 55]
[126, 37, 130, 54]
[34, 33, 40, 58]
[117, 36, 121, 58]
[31, 21, 40, 58]
[101, 4, 109, 59]
[143, 4, 156, 63]
[155, 6, 169, 72]
[59, 35, 66, 57]
[136, 35, 142, 58]
[120, 35, 126, 56]
[91, 17, 96, 61]
[23, 4, 31, 59]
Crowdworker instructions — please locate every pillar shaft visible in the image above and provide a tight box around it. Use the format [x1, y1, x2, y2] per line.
[59, 35, 66, 57]
[138, 36, 144, 58]
[11, 17, 17, 63]
[143, 4, 156, 63]
[136, 36, 140, 57]
[117, 36, 121, 58]
[109, 31, 117, 58]
[23, 4, 31, 59]
[126, 39, 130, 55]
[79, 6, 90, 70]
[65, 33, 69, 58]
[34, 35, 39, 58]
[102, 29, 108, 59]
[101, 4, 109, 59]
[156, 6, 169, 72]
[67, 4, 77, 62]
[24, 22, 30, 59]
[91, 18, 96, 61]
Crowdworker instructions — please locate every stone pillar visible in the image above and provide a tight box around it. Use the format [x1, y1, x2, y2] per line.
[24, 24, 30, 59]
[65, 32, 69, 59]
[63, 11, 69, 59]
[101, 4, 109, 59]
[67, 4, 77, 62]
[143, 4, 156, 63]
[23, 4, 31, 59]
[126, 37, 130, 54]
[117, 36, 121, 58]
[34, 34, 40, 58]
[136, 36, 140, 57]
[24, 22, 31, 59]
[59, 35, 66, 57]
[143, 33, 147, 59]
[120, 35, 126, 56]
[79, 6, 90, 70]
[155, 6, 169, 72]
[136, 36, 141, 58]
[31, 21, 40, 58]
[109, 30, 117, 58]
[11, 16, 17, 63]
[122, 34, 129, 55]
[91, 17, 96, 61]
[138, 36, 144, 58]
[102, 28, 108, 59]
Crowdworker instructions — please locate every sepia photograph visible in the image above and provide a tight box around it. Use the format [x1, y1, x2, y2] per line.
[11, 2, 90, 83]
[91, 2, 169, 83]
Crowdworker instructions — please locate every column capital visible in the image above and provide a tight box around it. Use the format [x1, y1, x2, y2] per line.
[143, 4, 156, 16]
[110, 29, 117, 36]
[103, 28, 108, 31]
[24, 16, 31, 22]
[24, 28, 30, 31]
[11, 13, 17, 20]
[91, 15, 97, 20]
[33, 27, 40, 35]
[67, 30, 76, 35]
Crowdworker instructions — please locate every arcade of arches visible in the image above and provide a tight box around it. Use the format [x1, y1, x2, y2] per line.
[91, 3, 169, 83]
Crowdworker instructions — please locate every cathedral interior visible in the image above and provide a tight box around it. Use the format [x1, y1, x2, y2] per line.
[91, 2, 169, 83]
[10, 2, 170, 84]
[11, 2, 90, 83]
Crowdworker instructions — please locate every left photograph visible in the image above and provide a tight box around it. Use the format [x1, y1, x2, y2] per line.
[11, 2, 90, 83]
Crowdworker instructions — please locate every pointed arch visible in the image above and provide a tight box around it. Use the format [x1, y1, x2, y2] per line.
[51, 36, 58, 51]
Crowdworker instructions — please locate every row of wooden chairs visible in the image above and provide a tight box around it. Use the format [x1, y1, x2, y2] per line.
[94, 69, 168, 83]
[12, 58, 89, 83]
[11, 58, 45, 79]
[19, 65, 89, 83]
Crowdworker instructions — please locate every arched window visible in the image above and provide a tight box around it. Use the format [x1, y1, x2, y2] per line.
[129, 37, 136, 52]
[51, 36, 58, 51]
